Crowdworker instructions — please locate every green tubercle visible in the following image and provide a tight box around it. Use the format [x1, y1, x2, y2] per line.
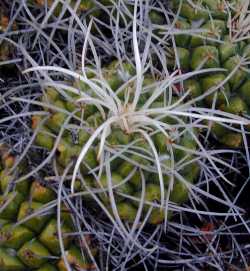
[116, 202, 137, 223]
[17, 239, 51, 269]
[39, 219, 72, 255]
[0, 224, 34, 250]
[223, 55, 247, 91]
[17, 201, 52, 233]
[30, 181, 55, 204]
[220, 96, 248, 115]
[200, 73, 230, 106]
[0, 248, 25, 271]
[191, 45, 219, 70]
[170, 181, 189, 204]
[0, 192, 24, 220]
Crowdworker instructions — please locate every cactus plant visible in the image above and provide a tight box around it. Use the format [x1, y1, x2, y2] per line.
[28, 58, 205, 227]
[1, 1, 250, 269]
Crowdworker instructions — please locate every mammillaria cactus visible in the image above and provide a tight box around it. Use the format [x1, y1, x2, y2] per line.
[1, 0, 250, 269]
[0, 145, 97, 270]
[29, 57, 235, 228]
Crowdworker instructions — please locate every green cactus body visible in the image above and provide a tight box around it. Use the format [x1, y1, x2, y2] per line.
[32, 116, 55, 150]
[220, 96, 248, 115]
[17, 201, 53, 233]
[35, 130, 55, 151]
[220, 133, 242, 148]
[169, 181, 189, 204]
[41, 87, 59, 104]
[149, 10, 165, 25]
[30, 181, 55, 204]
[191, 20, 226, 47]
[223, 56, 247, 90]
[183, 79, 202, 99]
[169, 1, 250, 147]
[46, 112, 67, 133]
[0, 148, 97, 270]
[0, 172, 29, 196]
[30, 60, 202, 227]
[171, 0, 210, 21]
